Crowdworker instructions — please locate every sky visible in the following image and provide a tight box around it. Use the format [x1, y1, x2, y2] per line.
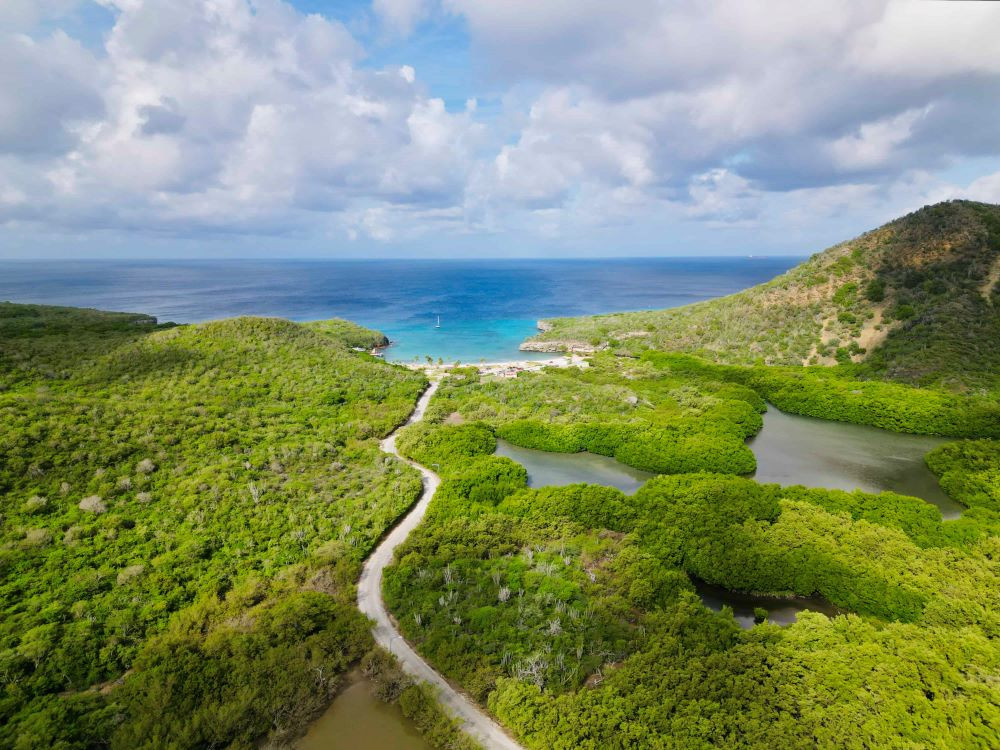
[2, 0, 1000, 259]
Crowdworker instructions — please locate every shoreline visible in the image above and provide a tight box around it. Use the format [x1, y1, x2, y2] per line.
[399, 354, 589, 377]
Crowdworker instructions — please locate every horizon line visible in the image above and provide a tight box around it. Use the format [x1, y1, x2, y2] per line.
[0, 254, 811, 262]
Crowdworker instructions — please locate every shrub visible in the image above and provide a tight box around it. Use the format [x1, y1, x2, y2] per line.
[78, 495, 107, 514]
[892, 303, 915, 321]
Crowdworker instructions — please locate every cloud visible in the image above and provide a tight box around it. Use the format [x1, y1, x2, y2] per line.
[449, 0, 1000, 216]
[0, 31, 103, 156]
[0, 0, 481, 239]
[0, 0, 84, 31]
[955, 170, 1000, 205]
[138, 98, 186, 136]
[2, 0, 999, 253]
[373, 0, 431, 37]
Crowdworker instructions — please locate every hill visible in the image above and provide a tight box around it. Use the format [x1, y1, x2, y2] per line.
[0, 304, 426, 749]
[305, 318, 391, 350]
[525, 200, 1000, 389]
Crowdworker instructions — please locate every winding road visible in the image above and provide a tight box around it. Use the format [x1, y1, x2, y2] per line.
[357, 378, 526, 750]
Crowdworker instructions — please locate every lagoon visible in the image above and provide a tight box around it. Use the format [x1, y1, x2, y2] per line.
[493, 405, 963, 632]
[494, 439, 654, 494]
[751, 405, 962, 519]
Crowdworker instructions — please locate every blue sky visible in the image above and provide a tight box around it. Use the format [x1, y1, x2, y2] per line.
[2, 0, 1000, 259]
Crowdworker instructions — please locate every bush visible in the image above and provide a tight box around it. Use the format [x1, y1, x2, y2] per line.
[865, 278, 886, 302]
[892, 303, 916, 321]
[925, 440, 1000, 513]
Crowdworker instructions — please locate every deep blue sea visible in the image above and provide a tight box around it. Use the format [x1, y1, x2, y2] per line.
[0, 258, 798, 362]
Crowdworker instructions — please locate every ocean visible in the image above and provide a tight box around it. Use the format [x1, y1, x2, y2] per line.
[0, 258, 798, 362]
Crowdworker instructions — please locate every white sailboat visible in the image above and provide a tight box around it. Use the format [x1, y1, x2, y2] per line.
[435, 315, 441, 328]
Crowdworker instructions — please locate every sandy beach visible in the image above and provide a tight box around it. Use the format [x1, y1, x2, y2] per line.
[401, 354, 588, 377]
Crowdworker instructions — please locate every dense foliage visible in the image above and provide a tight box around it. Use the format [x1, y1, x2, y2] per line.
[926, 440, 1000, 513]
[383, 365, 1000, 749]
[305, 318, 390, 350]
[362, 648, 482, 750]
[528, 200, 1000, 390]
[641, 351, 1000, 438]
[0, 305, 426, 748]
[419, 358, 763, 477]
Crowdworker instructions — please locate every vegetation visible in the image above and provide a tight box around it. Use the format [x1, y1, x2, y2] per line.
[362, 648, 482, 750]
[527, 200, 1000, 390]
[926, 440, 1000, 513]
[418, 357, 763, 477]
[384, 387, 1000, 748]
[0, 304, 426, 749]
[305, 318, 390, 350]
[640, 351, 1000, 438]
[8, 195, 1000, 750]
[467, 202, 1000, 746]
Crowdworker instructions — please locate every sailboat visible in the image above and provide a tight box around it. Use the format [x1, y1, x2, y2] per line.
[435, 315, 441, 329]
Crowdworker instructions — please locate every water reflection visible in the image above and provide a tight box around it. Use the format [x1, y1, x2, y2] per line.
[750, 405, 963, 519]
[494, 439, 654, 494]
[693, 578, 841, 629]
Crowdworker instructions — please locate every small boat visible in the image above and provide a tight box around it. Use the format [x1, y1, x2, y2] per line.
[435, 315, 441, 329]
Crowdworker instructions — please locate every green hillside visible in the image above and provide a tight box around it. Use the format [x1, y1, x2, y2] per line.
[305, 318, 391, 350]
[0, 304, 425, 749]
[526, 200, 1000, 389]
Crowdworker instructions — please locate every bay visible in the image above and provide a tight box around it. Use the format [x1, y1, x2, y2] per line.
[0, 257, 797, 363]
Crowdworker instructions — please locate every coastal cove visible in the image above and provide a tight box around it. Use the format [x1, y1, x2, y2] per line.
[4, 0, 1000, 742]
[4, 206, 998, 748]
[0, 257, 796, 363]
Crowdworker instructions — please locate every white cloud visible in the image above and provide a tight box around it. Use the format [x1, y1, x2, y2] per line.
[685, 169, 759, 223]
[0, 0, 481, 238]
[956, 171, 1000, 205]
[826, 108, 929, 172]
[442, 0, 1000, 232]
[851, 1, 1000, 77]
[373, 0, 431, 37]
[0, 31, 102, 155]
[0, 0, 84, 30]
[1, 0, 999, 252]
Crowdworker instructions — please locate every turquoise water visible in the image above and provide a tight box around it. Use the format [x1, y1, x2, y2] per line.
[0, 258, 798, 362]
[379, 316, 553, 363]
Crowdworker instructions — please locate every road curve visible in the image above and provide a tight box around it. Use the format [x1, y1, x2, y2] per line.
[358, 378, 526, 750]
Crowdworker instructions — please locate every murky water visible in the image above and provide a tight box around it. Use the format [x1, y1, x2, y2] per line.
[693, 578, 840, 629]
[750, 405, 963, 519]
[297, 673, 430, 750]
[494, 439, 654, 494]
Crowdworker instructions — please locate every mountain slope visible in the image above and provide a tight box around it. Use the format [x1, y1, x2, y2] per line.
[0, 304, 427, 749]
[525, 200, 1000, 389]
